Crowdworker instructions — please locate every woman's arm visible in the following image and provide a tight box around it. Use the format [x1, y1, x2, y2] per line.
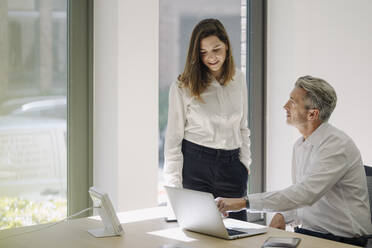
[163, 82, 187, 188]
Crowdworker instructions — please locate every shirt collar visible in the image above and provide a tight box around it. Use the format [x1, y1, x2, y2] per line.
[209, 73, 225, 86]
[302, 121, 329, 147]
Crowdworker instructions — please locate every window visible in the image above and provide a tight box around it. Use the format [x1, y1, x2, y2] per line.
[0, 0, 92, 230]
[0, 0, 67, 229]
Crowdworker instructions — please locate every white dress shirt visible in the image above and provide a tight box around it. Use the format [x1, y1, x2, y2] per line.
[164, 69, 251, 188]
[248, 122, 372, 237]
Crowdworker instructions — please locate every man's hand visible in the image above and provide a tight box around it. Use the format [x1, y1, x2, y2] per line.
[269, 213, 286, 230]
[215, 197, 246, 217]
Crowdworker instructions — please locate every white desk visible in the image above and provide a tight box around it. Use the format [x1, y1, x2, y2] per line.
[0, 207, 359, 248]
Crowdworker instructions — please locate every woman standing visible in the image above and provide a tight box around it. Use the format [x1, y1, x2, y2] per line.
[164, 19, 251, 221]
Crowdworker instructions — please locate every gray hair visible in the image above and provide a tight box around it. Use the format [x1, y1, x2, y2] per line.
[295, 75, 337, 121]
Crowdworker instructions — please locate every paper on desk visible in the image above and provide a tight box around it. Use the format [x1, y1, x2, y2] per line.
[158, 245, 193, 248]
[223, 218, 268, 232]
[148, 227, 196, 242]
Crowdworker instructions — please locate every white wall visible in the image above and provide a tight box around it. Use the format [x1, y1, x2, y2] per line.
[267, 0, 372, 196]
[93, 0, 119, 208]
[94, 0, 158, 211]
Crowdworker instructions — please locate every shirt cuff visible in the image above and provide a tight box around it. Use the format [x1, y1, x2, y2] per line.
[247, 193, 264, 212]
[280, 210, 296, 224]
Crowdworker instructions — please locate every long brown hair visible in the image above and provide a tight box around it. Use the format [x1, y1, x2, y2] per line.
[178, 19, 235, 98]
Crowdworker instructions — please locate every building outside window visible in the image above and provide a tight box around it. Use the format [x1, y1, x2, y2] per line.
[0, 0, 67, 230]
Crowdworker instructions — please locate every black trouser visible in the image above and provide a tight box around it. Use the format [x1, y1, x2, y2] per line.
[181, 139, 248, 221]
[294, 227, 369, 247]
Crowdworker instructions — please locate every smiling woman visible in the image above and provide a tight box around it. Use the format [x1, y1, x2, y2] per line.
[163, 18, 251, 222]
[158, 0, 246, 207]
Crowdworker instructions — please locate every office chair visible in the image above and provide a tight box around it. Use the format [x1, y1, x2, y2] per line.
[364, 166, 372, 248]
[364, 165, 372, 222]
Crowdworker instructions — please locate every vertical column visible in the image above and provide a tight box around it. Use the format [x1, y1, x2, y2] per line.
[117, 0, 159, 211]
[93, 0, 119, 208]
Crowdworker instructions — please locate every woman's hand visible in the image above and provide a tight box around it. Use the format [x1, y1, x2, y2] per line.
[215, 197, 246, 217]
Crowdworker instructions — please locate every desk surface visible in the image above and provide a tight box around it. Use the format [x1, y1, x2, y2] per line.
[0, 207, 359, 248]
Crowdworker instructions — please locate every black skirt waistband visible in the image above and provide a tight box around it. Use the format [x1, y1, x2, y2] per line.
[182, 139, 239, 157]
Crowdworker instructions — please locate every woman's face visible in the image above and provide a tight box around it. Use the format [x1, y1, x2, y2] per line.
[199, 35, 227, 78]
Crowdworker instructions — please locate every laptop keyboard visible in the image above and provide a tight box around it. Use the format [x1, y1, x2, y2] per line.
[226, 228, 246, 236]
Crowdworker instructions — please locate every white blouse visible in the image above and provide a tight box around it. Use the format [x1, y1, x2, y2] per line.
[164, 69, 251, 188]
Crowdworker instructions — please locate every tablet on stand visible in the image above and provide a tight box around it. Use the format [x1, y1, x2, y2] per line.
[87, 187, 124, 238]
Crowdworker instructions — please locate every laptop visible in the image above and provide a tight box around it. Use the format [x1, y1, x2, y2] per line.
[164, 186, 267, 240]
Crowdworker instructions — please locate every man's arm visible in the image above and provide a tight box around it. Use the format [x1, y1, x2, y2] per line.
[217, 143, 349, 213]
[216, 197, 288, 230]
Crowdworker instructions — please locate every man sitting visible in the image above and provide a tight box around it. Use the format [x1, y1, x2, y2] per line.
[216, 76, 372, 247]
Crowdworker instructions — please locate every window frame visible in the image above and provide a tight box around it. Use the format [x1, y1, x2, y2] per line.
[246, 0, 266, 222]
[67, 0, 93, 217]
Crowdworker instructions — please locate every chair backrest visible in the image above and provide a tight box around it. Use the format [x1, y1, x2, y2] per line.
[364, 165, 372, 222]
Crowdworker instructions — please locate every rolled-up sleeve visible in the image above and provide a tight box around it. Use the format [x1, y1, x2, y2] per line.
[163, 82, 187, 188]
[239, 74, 252, 171]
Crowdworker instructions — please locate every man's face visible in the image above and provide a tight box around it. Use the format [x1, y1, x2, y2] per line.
[283, 87, 309, 127]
